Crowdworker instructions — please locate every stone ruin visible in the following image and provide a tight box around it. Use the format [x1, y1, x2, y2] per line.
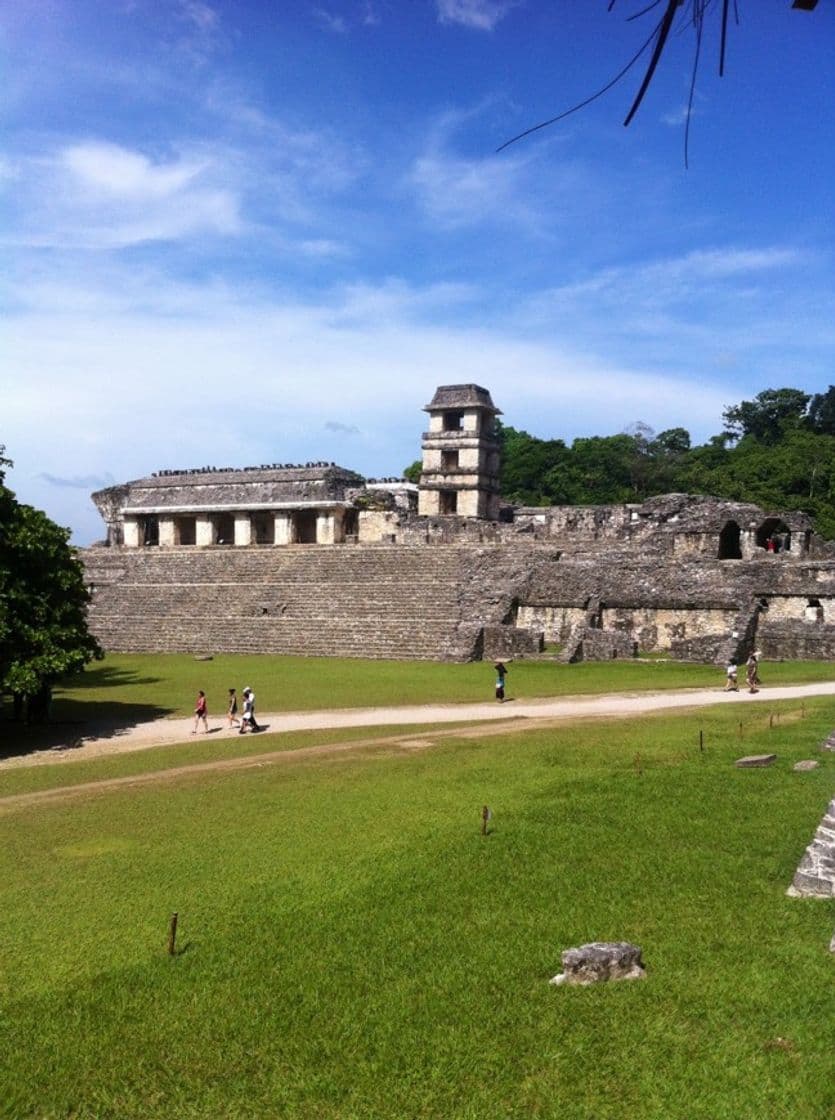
[549, 942, 646, 986]
[83, 383, 835, 663]
[787, 797, 835, 899]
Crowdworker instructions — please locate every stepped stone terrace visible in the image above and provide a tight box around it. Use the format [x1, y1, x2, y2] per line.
[84, 383, 835, 663]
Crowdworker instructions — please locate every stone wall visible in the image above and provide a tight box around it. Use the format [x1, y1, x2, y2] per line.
[83, 543, 542, 662]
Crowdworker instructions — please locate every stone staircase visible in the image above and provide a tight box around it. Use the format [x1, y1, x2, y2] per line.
[83, 544, 528, 661]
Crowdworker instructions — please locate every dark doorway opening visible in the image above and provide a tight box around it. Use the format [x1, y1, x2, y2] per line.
[142, 516, 159, 546]
[439, 490, 458, 515]
[295, 511, 317, 543]
[756, 518, 790, 552]
[252, 513, 275, 545]
[718, 520, 742, 559]
[175, 516, 196, 545]
[215, 513, 234, 545]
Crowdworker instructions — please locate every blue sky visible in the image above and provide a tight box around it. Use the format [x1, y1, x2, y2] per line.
[2, 0, 833, 543]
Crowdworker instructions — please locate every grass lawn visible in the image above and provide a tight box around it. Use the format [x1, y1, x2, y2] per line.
[1, 696, 833, 1119]
[7, 651, 835, 726]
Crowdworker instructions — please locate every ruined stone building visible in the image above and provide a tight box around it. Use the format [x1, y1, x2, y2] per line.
[84, 384, 835, 662]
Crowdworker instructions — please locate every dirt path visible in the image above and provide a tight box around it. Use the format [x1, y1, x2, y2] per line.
[2, 681, 834, 802]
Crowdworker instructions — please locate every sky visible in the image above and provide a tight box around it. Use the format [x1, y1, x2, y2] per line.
[2, 1, 834, 544]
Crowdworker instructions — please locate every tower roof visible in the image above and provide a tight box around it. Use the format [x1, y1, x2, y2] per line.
[423, 384, 501, 414]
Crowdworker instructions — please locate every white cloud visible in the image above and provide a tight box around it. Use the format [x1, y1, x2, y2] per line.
[5, 141, 243, 249]
[3, 263, 753, 543]
[179, 1, 219, 33]
[62, 142, 205, 198]
[313, 8, 348, 34]
[435, 0, 517, 31]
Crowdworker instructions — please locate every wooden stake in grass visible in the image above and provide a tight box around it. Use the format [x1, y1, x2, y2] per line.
[738, 721, 743, 739]
[769, 713, 774, 729]
[634, 752, 643, 776]
[167, 912, 179, 956]
[699, 729, 704, 753]
[481, 805, 491, 836]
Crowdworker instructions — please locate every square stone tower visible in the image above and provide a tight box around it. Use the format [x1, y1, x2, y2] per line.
[418, 384, 502, 519]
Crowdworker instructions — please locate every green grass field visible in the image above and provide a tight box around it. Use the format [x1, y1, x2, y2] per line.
[9, 650, 835, 724]
[1, 681, 833, 1119]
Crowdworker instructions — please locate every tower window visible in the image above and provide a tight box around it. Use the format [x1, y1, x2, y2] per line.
[441, 449, 459, 471]
[440, 490, 458, 514]
[443, 410, 463, 431]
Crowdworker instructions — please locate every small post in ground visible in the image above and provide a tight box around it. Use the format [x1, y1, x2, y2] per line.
[481, 805, 491, 836]
[167, 912, 179, 956]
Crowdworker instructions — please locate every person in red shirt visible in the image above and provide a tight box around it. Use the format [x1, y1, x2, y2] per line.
[192, 689, 209, 733]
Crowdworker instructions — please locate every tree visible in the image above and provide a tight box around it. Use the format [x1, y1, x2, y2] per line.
[402, 460, 422, 484]
[807, 385, 835, 436]
[499, 424, 570, 505]
[722, 388, 811, 445]
[499, 2, 821, 167]
[0, 448, 102, 722]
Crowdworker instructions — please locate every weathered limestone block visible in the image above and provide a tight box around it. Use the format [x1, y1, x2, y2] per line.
[793, 760, 820, 772]
[234, 513, 252, 547]
[787, 798, 835, 898]
[735, 753, 777, 768]
[550, 941, 646, 986]
[123, 518, 141, 549]
[820, 732, 835, 752]
[158, 517, 175, 547]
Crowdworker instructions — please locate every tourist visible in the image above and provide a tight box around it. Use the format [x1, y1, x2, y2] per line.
[226, 687, 240, 728]
[494, 662, 508, 702]
[745, 653, 760, 694]
[724, 662, 739, 691]
[192, 689, 209, 733]
[239, 686, 261, 733]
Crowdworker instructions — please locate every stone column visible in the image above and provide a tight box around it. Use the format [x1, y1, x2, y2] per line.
[123, 518, 141, 548]
[234, 513, 252, 547]
[196, 516, 214, 547]
[158, 517, 176, 547]
[274, 512, 293, 545]
[316, 512, 335, 544]
[739, 529, 755, 559]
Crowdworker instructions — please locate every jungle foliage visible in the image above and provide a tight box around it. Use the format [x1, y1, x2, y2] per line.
[496, 386, 835, 539]
[0, 447, 102, 721]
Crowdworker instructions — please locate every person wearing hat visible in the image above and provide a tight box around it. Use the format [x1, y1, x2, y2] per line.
[239, 686, 262, 733]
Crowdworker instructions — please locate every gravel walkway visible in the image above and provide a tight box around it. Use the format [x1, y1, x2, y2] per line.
[4, 680, 835, 771]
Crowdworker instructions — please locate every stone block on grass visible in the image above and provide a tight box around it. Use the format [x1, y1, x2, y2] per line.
[735, 753, 777, 768]
[550, 941, 646, 987]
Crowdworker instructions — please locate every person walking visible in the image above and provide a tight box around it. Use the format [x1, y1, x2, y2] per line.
[494, 662, 508, 703]
[226, 687, 240, 728]
[745, 653, 760, 694]
[192, 689, 209, 733]
[239, 687, 262, 733]
[724, 662, 739, 691]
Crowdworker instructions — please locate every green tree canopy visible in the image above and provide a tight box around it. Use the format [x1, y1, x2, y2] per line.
[0, 448, 102, 720]
[403, 387, 835, 539]
[722, 388, 811, 445]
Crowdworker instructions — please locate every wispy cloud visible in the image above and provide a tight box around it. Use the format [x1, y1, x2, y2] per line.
[313, 8, 349, 34]
[4, 141, 242, 249]
[435, 0, 517, 31]
[325, 421, 361, 434]
[38, 472, 116, 490]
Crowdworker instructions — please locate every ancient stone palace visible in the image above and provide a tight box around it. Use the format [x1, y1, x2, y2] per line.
[83, 384, 835, 662]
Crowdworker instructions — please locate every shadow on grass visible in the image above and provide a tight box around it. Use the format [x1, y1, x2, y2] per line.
[0, 700, 173, 763]
[57, 665, 164, 692]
